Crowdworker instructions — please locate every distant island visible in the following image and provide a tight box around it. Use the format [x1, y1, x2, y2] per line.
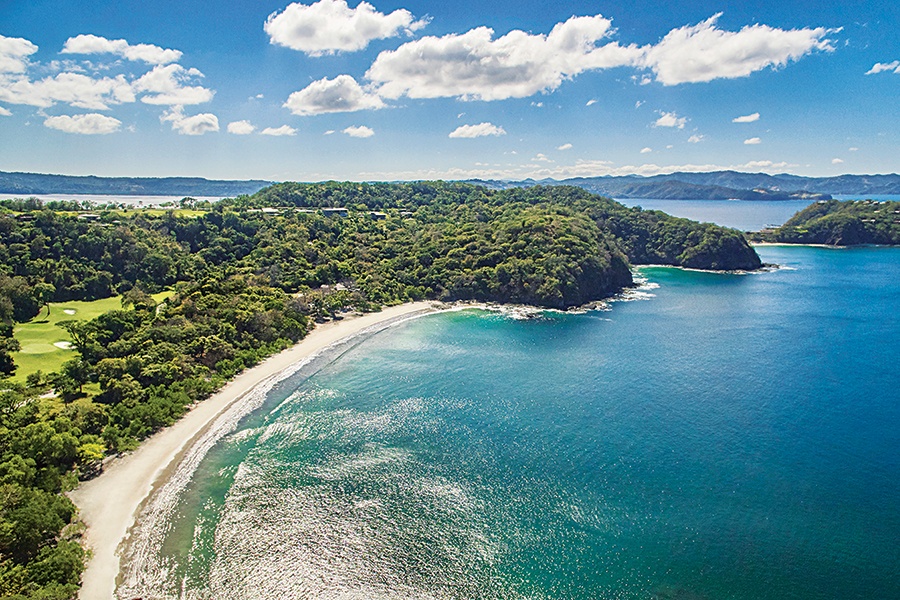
[5, 169, 900, 201]
[0, 170, 271, 197]
[749, 199, 900, 245]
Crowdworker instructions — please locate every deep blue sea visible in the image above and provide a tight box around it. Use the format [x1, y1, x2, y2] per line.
[119, 238, 900, 597]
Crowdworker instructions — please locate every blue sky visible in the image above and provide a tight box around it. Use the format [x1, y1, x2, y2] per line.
[0, 0, 897, 181]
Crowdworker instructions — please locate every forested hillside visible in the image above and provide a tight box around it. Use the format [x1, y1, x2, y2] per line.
[750, 199, 900, 245]
[0, 182, 760, 598]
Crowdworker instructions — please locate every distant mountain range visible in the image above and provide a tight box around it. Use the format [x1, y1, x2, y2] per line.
[466, 171, 900, 200]
[2, 169, 899, 201]
[0, 171, 272, 197]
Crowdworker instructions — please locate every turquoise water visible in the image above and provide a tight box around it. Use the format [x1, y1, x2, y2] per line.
[121, 245, 900, 599]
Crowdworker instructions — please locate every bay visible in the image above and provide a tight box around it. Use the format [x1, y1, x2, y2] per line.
[121, 242, 900, 600]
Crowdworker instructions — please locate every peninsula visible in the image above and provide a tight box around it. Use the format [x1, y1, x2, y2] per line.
[749, 199, 900, 245]
[0, 181, 761, 598]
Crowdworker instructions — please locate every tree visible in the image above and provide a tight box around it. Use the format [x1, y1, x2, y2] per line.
[33, 283, 56, 319]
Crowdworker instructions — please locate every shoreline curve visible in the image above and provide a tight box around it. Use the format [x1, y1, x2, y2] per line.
[68, 301, 437, 600]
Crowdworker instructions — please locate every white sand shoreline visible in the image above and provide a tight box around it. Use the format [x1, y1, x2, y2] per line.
[68, 301, 438, 600]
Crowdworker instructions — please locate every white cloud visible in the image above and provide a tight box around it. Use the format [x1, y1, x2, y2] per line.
[448, 122, 506, 138]
[261, 125, 297, 136]
[323, 129, 335, 135]
[586, 99, 598, 106]
[161, 105, 219, 135]
[367, 15, 643, 101]
[265, 0, 427, 56]
[848, 147, 858, 151]
[227, 120, 255, 134]
[133, 64, 214, 105]
[640, 147, 652, 154]
[284, 75, 384, 115]
[865, 61, 900, 75]
[557, 143, 573, 151]
[635, 100, 644, 108]
[343, 125, 374, 138]
[739, 160, 793, 170]
[0, 106, 10, 116]
[0, 72, 135, 109]
[44, 112, 121, 134]
[653, 111, 686, 129]
[687, 134, 705, 143]
[640, 14, 834, 85]
[831, 157, 844, 164]
[744, 137, 761, 145]
[0, 34, 38, 74]
[61, 34, 181, 65]
[733, 112, 760, 123]
[532, 153, 552, 162]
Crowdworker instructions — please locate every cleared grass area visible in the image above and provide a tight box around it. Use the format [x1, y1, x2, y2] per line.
[11, 290, 174, 382]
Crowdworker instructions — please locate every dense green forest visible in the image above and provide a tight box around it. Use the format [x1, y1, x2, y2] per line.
[750, 199, 900, 245]
[0, 182, 760, 598]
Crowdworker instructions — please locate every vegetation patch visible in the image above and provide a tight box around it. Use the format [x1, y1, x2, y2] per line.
[11, 293, 172, 383]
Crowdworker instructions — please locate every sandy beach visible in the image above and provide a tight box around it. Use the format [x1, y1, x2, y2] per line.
[69, 301, 437, 600]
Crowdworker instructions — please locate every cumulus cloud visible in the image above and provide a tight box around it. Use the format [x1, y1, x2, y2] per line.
[733, 112, 760, 123]
[367, 15, 643, 101]
[448, 122, 506, 138]
[227, 120, 255, 134]
[0, 34, 38, 73]
[133, 64, 214, 105]
[265, 0, 427, 56]
[557, 143, 573, 150]
[284, 74, 384, 115]
[831, 157, 843, 164]
[744, 137, 761, 144]
[640, 14, 834, 85]
[261, 125, 297, 136]
[363, 13, 832, 102]
[688, 134, 705, 143]
[61, 34, 181, 64]
[865, 61, 900, 75]
[0, 72, 134, 109]
[43, 112, 122, 134]
[161, 105, 219, 135]
[343, 125, 374, 138]
[653, 111, 686, 129]
[0, 106, 10, 116]
[640, 147, 652, 153]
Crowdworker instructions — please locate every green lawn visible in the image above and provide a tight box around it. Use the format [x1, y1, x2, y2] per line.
[11, 291, 173, 382]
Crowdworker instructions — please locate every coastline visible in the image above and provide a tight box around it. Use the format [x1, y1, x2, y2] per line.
[749, 241, 847, 248]
[68, 301, 437, 600]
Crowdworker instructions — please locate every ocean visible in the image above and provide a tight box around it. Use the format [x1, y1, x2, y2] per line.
[118, 238, 900, 597]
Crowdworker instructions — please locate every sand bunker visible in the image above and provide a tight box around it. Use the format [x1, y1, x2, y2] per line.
[53, 341, 73, 350]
